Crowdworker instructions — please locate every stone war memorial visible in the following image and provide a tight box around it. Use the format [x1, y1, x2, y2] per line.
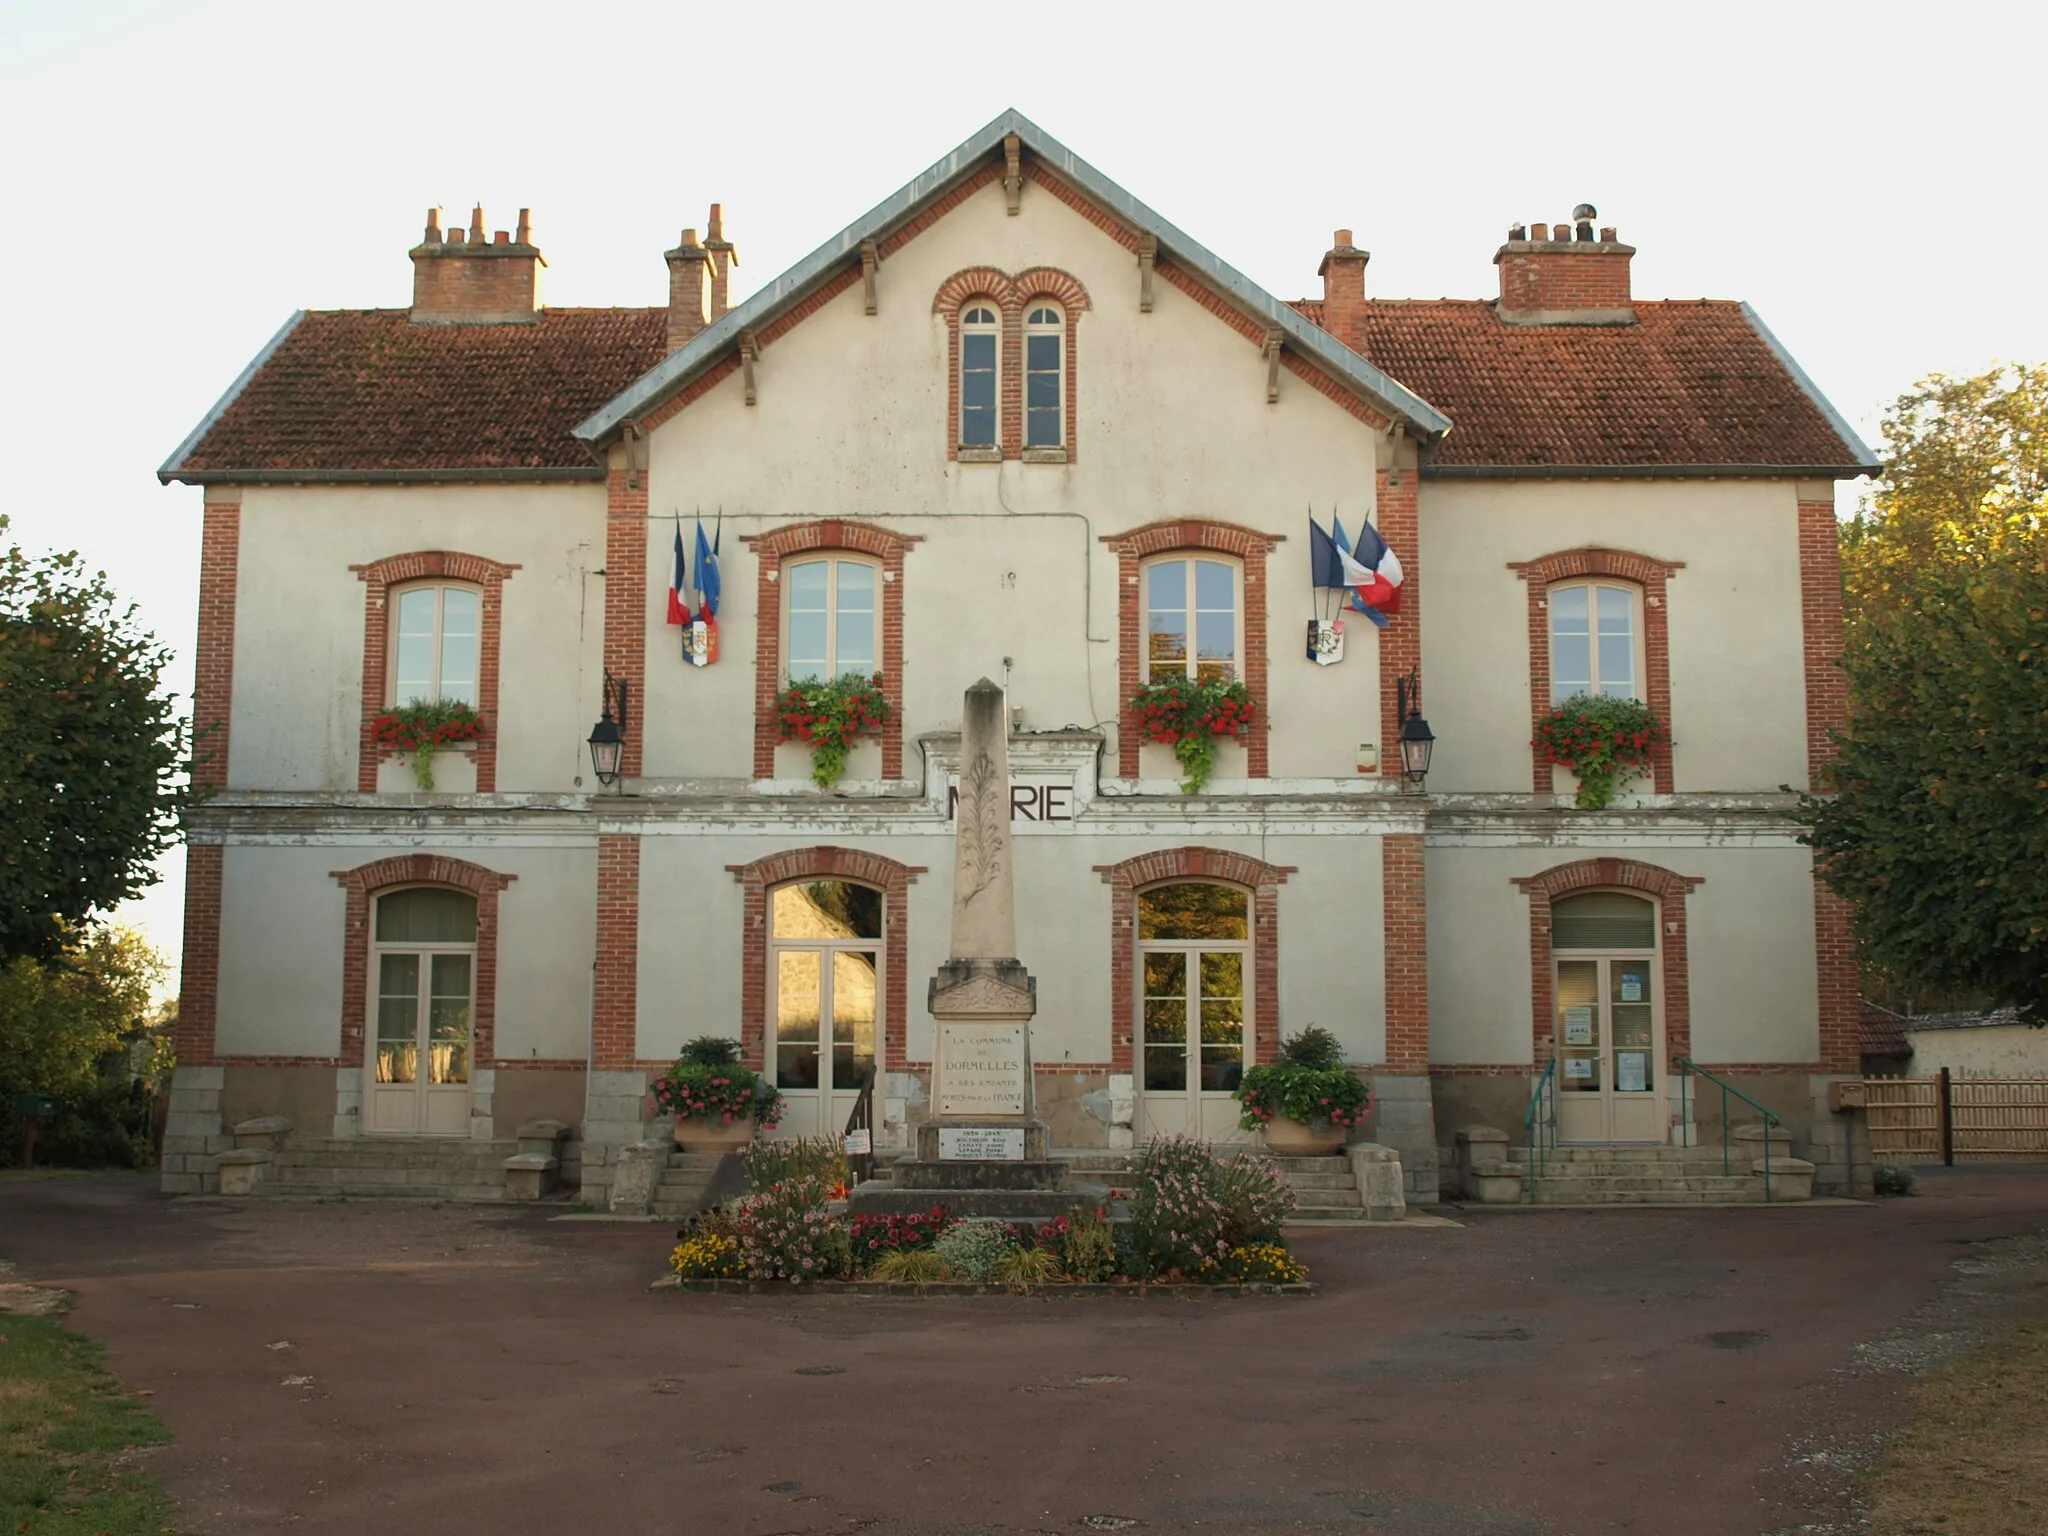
[852, 680, 1107, 1218]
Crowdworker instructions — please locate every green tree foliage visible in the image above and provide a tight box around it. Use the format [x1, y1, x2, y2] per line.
[0, 517, 187, 962]
[1800, 365, 2048, 1015]
[0, 925, 166, 1167]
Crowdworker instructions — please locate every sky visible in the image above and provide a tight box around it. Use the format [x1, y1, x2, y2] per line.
[2, 0, 2043, 987]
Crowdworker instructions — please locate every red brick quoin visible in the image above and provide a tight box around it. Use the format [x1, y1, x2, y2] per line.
[1381, 834, 1429, 1073]
[1104, 520, 1279, 779]
[1513, 858, 1700, 1068]
[728, 848, 924, 1072]
[1095, 847, 1294, 1073]
[354, 551, 519, 792]
[331, 855, 516, 1074]
[1511, 547, 1683, 796]
[744, 520, 919, 781]
[1798, 495, 1858, 1075]
[592, 834, 640, 1071]
[933, 265, 1091, 461]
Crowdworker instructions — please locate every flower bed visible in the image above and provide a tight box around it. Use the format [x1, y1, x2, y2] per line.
[663, 1135, 1309, 1292]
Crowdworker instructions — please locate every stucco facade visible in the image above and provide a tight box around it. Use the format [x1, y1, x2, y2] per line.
[158, 111, 1876, 1201]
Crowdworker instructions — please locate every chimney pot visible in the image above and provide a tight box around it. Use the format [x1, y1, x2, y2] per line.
[469, 204, 485, 244]
[424, 206, 443, 244]
[1316, 225, 1370, 342]
[1508, 223, 1528, 242]
[515, 208, 531, 244]
[707, 202, 724, 242]
[1531, 223, 1550, 242]
[448, 227, 466, 246]
[704, 202, 736, 320]
[1333, 228, 1354, 247]
[1599, 226, 1616, 242]
[494, 230, 509, 245]
[680, 227, 698, 245]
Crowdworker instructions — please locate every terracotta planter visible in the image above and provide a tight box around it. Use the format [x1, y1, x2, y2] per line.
[673, 1114, 757, 1153]
[1259, 1115, 1349, 1157]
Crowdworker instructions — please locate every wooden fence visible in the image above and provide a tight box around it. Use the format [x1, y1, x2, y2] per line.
[1865, 1072, 2048, 1161]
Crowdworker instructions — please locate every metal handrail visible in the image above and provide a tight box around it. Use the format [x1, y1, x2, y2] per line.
[1522, 1057, 1557, 1199]
[842, 1065, 877, 1185]
[1675, 1057, 1781, 1202]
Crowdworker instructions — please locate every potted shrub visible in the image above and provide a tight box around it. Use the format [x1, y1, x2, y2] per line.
[1532, 694, 1667, 810]
[1234, 1026, 1372, 1156]
[650, 1035, 782, 1152]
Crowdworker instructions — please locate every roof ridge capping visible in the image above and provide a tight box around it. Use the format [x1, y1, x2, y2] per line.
[573, 108, 1452, 446]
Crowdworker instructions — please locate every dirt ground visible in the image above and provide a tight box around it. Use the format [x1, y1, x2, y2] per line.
[3, 1169, 2045, 1536]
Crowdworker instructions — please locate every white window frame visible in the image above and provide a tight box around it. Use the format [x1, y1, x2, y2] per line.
[782, 555, 882, 684]
[1023, 303, 1064, 449]
[389, 583, 482, 707]
[768, 880, 884, 1101]
[959, 301, 1000, 449]
[1141, 555, 1242, 684]
[368, 886, 477, 1110]
[1548, 579, 1644, 705]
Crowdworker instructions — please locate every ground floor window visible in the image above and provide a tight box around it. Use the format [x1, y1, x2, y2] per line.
[369, 887, 476, 1136]
[772, 880, 880, 1137]
[1552, 891, 1663, 1144]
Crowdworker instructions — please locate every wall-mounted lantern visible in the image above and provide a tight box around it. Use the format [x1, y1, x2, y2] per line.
[1396, 670, 1434, 791]
[587, 672, 630, 789]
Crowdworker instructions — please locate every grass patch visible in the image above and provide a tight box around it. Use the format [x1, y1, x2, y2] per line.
[0, 1314, 188, 1533]
[1868, 1319, 2048, 1534]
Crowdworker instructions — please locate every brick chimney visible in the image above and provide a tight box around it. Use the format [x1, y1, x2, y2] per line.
[704, 203, 737, 320]
[410, 205, 544, 324]
[664, 226, 709, 351]
[1494, 203, 1634, 324]
[1317, 228, 1369, 347]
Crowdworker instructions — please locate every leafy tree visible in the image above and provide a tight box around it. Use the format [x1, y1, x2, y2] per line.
[1799, 365, 2048, 1015]
[0, 517, 187, 962]
[0, 924, 166, 1167]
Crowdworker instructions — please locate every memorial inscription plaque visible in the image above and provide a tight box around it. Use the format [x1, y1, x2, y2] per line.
[939, 1126, 1027, 1161]
[937, 1022, 1027, 1116]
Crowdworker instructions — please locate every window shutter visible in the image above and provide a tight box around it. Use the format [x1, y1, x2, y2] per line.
[1552, 892, 1655, 950]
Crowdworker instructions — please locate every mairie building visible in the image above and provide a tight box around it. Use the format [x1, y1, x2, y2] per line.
[157, 110, 1876, 1205]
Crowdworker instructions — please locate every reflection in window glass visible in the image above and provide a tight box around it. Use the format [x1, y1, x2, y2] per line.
[392, 586, 480, 707]
[1138, 883, 1249, 941]
[1146, 558, 1237, 682]
[785, 558, 878, 684]
[776, 950, 822, 1089]
[773, 882, 883, 940]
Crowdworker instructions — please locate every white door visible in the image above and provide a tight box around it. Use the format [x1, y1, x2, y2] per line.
[1551, 892, 1663, 1144]
[770, 881, 880, 1140]
[368, 888, 475, 1136]
[1134, 882, 1254, 1145]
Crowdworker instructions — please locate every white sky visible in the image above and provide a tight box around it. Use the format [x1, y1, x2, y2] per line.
[2, 0, 2042, 986]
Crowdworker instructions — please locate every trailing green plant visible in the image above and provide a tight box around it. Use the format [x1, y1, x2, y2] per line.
[648, 1055, 782, 1130]
[775, 673, 890, 788]
[867, 1247, 949, 1284]
[731, 1180, 850, 1283]
[371, 698, 484, 790]
[740, 1135, 848, 1194]
[1129, 673, 1255, 793]
[991, 1244, 1064, 1291]
[931, 1219, 1017, 1281]
[1532, 693, 1666, 810]
[1235, 1028, 1372, 1135]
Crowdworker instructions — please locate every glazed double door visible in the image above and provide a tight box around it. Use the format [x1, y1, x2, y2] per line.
[1135, 945, 1253, 1144]
[1554, 955, 1663, 1144]
[369, 949, 473, 1135]
[773, 946, 877, 1139]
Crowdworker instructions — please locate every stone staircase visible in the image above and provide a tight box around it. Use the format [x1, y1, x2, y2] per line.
[268, 1136, 521, 1200]
[1506, 1145, 1808, 1205]
[1273, 1155, 1381, 1222]
[649, 1152, 730, 1219]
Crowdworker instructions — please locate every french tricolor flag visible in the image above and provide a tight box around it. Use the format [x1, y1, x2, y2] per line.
[666, 521, 691, 626]
[1340, 520, 1404, 617]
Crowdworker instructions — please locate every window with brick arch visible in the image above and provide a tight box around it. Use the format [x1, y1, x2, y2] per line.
[1024, 304, 1064, 448]
[958, 303, 999, 448]
[1549, 580, 1642, 705]
[783, 556, 879, 683]
[390, 584, 480, 707]
[1143, 556, 1240, 683]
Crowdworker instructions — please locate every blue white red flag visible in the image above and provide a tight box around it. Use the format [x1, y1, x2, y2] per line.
[1340, 519, 1404, 618]
[693, 516, 721, 618]
[666, 520, 691, 627]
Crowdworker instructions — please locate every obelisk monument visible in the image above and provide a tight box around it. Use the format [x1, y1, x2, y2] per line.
[912, 679, 1055, 1174]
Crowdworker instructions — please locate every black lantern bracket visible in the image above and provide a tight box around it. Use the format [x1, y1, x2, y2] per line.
[1395, 667, 1435, 792]
[587, 672, 631, 789]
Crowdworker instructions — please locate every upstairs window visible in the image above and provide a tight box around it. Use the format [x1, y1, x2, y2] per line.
[785, 556, 878, 682]
[1145, 557, 1239, 683]
[392, 585, 480, 706]
[1024, 304, 1064, 448]
[959, 303, 999, 448]
[1549, 581, 1640, 705]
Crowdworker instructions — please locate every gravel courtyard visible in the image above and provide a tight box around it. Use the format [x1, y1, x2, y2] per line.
[4, 1170, 2045, 1536]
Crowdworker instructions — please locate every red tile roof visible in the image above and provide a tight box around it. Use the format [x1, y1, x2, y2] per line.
[1298, 299, 1870, 473]
[166, 308, 669, 480]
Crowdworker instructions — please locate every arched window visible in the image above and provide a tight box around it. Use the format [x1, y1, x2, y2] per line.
[1024, 303, 1063, 448]
[783, 556, 879, 683]
[1549, 580, 1642, 705]
[1551, 891, 1661, 1144]
[959, 302, 999, 448]
[369, 887, 477, 1135]
[1144, 556, 1240, 683]
[771, 880, 881, 1136]
[391, 584, 480, 706]
[1136, 881, 1250, 1141]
